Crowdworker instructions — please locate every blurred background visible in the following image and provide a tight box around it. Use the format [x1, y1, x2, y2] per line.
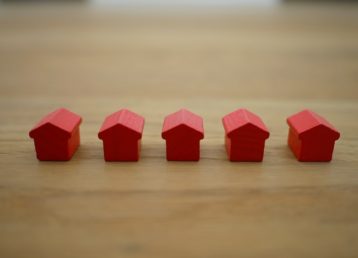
[1, 0, 358, 4]
[2, 0, 280, 5]
[1, 0, 358, 102]
[0, 0, 358, 4]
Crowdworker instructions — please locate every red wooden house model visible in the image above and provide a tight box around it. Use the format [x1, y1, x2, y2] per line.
[29, 108, 82, 161]
[222, 108, 270, 161]
[98, 109, 145, 161]
[162, 109, 204, 161]
[287, 109, 340, 162]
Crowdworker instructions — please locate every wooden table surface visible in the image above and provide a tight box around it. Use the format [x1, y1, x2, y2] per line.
[1, 4, 358, 258]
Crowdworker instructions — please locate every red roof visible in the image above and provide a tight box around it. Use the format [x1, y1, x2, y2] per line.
[98, 109, 144, 139]
[162, 109, 204, 139]
[222, 109, 269, 139]
[29, 108, 82, 139]
[287, 109, 340, 140]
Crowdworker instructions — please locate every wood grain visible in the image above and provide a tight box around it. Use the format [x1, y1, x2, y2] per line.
[0, 4, 358, 258]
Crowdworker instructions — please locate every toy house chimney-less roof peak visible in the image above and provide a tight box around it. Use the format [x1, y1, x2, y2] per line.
[222, 108, 270, 161]
[287, 109, 340, 162]
[29, 108, 82, 161]
[98, 109, 145, 161]
[162, 108, 204, 161]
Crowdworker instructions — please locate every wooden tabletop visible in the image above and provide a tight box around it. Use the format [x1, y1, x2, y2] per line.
[1, 4, 358, 258]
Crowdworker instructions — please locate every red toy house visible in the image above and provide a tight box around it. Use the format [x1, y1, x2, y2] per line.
[29, 108, 82, 161]
[98, 109, 145, 161]
[222, 109, 270, 161]
[287, 109, 340, 162]
[162, 109, 204, 161]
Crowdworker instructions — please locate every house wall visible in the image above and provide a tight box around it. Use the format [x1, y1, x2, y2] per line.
[102, 136, 139, 161]
[300, 140, 335, 161]
[225, 135, 232, 160]
[67, 126, 81, 159]
[166, 138, 200, 161]
[34, 137, 69, 160]
[229, 138, 266, 161]
[287, 128, 302, 160]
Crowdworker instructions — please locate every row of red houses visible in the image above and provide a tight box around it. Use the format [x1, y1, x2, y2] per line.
[29, 108, 340, 162]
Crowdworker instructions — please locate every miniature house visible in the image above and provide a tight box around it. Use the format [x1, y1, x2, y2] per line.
[162, 109, 204, 161]
[29, 108, 82, 161]
[222, 109, 270, 161]
[287, 109, 340, 162]
[98, 109, 145, 161]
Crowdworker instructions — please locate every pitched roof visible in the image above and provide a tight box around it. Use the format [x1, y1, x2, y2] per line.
[29, 108, 82, 139]
[98, 109, 144, 139]
[222, 108, 269, 139]
[162, 109, 204, 139]
[287, 109, 340, 140]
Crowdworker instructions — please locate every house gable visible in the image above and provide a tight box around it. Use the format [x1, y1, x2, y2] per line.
[98, 109, 144, 140]
[287, 110, 340, 141]
[223, 109, 269, 139]
[227, 123, 269, 139]
[29, 108, 81, 140]
[162, 109, 204, 140]
[162, 123, 203, 140]
[29, 122, 71, 140]
[300, 124, 340, 141]
[99, 123, 142, 140]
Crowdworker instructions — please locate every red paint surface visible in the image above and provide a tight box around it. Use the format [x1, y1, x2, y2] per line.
[287, 109, 340, 161]
[162, 109, 204, 161]
[98, 109, 145, 161]
[29, 108, 82, 161]
[222, 109, 269, 161]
